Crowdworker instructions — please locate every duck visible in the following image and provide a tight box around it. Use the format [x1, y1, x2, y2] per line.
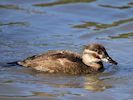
[17, 43, 117, 75]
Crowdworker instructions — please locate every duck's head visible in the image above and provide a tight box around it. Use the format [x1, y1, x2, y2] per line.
[82, 43, 117, 67]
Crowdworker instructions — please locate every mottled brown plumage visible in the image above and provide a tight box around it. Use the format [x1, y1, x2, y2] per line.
[17, 43, 117, 75]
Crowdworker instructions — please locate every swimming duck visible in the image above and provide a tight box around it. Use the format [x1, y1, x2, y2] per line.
[17, 43, 117, 74]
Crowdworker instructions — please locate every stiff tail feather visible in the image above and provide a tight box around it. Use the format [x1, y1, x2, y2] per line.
[7, 61, 18, 66]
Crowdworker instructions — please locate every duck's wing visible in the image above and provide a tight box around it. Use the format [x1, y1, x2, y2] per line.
[18, 50, 82, 68]
[49, 50, 82, 62]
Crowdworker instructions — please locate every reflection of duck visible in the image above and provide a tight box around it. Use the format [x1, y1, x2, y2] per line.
[83, 75, 112, 91]
[17, 43, 117, 74]
[33, 74, 112, 92]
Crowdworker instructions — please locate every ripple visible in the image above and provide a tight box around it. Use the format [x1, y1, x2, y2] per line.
[0, 4, 44, 14]
[0, 4, 20, 9]
[109, 32, 133, 39]
[32, 91, 64, 97]
[33, 0, 96, 7]
[32, 91, 83, 97]
[73, 18, 133, 30]
[0, 22, 30, 27]
[99, 2, 133, 10]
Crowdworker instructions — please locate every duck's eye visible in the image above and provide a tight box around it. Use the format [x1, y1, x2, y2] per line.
[98, 51, 102, 54]
[93, 49, 98, 52]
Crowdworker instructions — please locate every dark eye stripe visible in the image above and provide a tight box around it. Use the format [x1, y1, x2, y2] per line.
[83, 52, 89, 54]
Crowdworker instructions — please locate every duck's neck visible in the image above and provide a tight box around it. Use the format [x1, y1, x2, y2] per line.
[82, 53, 103, 71]
[87, 61, 103, 71]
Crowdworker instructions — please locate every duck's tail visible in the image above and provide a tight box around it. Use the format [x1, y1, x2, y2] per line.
[7, 61, 18, 66]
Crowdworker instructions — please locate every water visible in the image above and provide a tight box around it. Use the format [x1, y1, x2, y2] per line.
[0, 0, 133, 99]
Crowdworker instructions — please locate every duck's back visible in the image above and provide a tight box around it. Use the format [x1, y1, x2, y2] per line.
[18, 50, 88, 74]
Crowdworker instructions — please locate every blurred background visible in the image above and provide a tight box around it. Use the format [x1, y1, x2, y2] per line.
[0, 0, 133, 100]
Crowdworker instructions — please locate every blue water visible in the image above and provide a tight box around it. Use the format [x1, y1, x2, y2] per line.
[0, 0, 133, 100]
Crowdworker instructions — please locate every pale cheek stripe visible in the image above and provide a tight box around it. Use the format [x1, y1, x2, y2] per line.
[83, 49, 98, 56]
[84, 49, 96, 54]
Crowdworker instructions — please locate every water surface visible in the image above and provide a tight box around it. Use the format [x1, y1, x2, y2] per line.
[0, 0, 133, 100]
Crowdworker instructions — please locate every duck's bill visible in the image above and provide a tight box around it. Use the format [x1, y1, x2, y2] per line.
[102, 56, 118, 65]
